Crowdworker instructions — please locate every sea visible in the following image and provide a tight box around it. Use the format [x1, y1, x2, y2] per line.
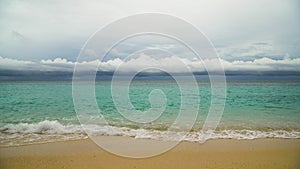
[1, 75, 300, 146]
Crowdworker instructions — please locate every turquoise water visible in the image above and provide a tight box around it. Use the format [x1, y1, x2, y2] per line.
[1, 77, 300, 146]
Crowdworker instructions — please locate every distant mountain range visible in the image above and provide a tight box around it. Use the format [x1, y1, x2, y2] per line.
[0, 69, 300, 81]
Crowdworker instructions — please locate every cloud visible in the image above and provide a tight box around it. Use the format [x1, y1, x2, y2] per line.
[1, 54, 300, 73]
[215, 41, 284, 61]
[0, 57, 37, 70]
[0, 0, 299, 61]
[220, 56, 300, 72]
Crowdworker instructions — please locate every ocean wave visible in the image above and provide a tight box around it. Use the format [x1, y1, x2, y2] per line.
[0, 120, 300, 146]
[0, 120, 83, 134]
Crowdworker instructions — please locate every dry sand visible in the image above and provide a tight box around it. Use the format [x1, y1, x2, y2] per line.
[0, 137, 299, 169]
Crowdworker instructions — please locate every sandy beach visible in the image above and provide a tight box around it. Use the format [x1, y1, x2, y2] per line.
[1, 137, 299, 169]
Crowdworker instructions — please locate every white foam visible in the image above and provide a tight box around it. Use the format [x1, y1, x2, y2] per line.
[1, 120, 300, 146]
[0, 120, 83, 134]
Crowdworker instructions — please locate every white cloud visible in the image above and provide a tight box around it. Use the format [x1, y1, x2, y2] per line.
[41, 58, 73, 64]
[1, 54, 300, 73]
[0, 56, 37, 70]
[0, 0, 299, 61]
[220, 57, 300, 71]
[216, 41, 284, 61]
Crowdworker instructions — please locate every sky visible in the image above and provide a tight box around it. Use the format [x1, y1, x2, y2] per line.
[0, 0, 300, 72]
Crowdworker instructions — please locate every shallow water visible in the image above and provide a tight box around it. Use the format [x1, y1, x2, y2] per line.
[1, 75, 300, 146]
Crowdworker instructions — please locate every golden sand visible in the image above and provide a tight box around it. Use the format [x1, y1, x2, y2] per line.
[1, 138, 299, 169]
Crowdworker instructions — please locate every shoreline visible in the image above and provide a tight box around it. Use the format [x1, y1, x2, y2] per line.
[1, 136, 300, 148]
[1, 137, 300, 169]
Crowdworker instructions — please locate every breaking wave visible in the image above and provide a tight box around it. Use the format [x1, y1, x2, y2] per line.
[0, 120, 299, 146]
